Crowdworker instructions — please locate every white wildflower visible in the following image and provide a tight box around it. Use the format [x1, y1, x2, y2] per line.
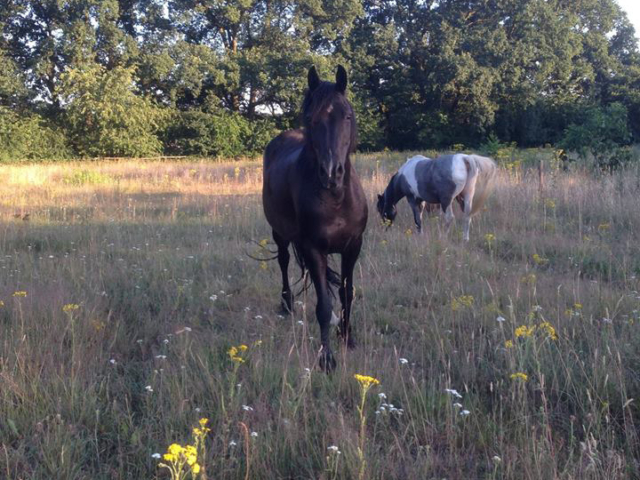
[445, 388, 463, 399]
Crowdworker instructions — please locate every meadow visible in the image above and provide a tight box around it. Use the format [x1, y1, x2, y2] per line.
[1, 150, 640, 479]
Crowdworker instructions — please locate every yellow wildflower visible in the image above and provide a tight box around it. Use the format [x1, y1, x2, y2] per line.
[544, 198, 556, 209]
[192, 463, 201, 474]
[510, 372, 528, 382]
[521, 273, 536, 285]
[168, 444, 183, 456]
[514, 325, 535, 338]
[13, 291, 27, 297]
[484, 233, 496, 245]
[228, 344, 248, 364]
[451, 295, 474, 311]
[198, 418, 209, 427]
[505, 340, 514, 348]
[538, 321, 558, 340]
[354, 374, 380, 390]
[63, 303, 80, 312]
[532, 254, 548, 266]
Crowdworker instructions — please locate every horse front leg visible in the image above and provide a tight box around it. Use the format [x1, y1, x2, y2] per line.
[440, 198, 455, 238]
[303, 245, 336, 372]
[339, 238, 362, 349]
[273, 230, 293, 313]
[408, 197, 425, 233]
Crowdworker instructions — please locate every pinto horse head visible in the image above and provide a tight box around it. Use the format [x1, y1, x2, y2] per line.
[302, 65, 356, 190]
[377, 192, 397, 226]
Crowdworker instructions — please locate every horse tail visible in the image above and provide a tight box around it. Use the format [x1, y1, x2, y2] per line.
[466, 155, 497, 215]
[291, 243, 340, 295]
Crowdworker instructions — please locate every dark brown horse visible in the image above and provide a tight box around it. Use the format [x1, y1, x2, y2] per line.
[262, 65, 368, 371]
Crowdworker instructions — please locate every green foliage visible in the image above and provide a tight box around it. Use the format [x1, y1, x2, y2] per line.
[165, 110, 276, 158]
[60, 65, 165, 157]
[0, 108, 71, 161]
[559, 103, 633, 170]
[1, 0, 640, 158]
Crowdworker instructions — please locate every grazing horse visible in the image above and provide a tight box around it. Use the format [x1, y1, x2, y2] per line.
[262, 66, 368, 371]
[377, 154, 496, 241]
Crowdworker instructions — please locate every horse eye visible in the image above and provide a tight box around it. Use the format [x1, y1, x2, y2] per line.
[345, 115, 352, 120]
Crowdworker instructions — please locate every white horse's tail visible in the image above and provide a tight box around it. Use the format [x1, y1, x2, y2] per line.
[464, 155, 497, 215]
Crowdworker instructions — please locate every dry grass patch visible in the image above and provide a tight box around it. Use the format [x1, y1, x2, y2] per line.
[1, 152, 639, 479]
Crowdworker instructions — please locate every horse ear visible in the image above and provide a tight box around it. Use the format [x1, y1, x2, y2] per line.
[308, 66, 321, 92]
[336, 65, 347, 93]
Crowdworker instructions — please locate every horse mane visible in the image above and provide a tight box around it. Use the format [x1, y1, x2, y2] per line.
[301, 82, 358, 154]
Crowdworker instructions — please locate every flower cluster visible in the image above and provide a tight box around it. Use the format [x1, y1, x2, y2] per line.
[451, 295, 474, 311]
[354, 374, 380, 391]
[156, 418, 209, 479]
[228, 344, 248, 364]
[484, 233, 496, 247]
[192, 418, 211, 439]
[513, 321, 558, 341]
[532, 253, 548, 266]
[63, 303, 80, 313]
[565, 303, 583, 317]
[521, 273, 537, 285]
[159, 444, 201, 477]
[510, 372, 528, 382]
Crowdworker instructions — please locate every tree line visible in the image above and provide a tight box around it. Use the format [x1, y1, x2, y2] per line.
[1, 0, 639, 161]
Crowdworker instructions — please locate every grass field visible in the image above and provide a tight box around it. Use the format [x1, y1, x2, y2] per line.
[1, 151, 640, 479]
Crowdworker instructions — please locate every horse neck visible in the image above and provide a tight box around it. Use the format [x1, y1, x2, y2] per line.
[385, 174, 404, 206]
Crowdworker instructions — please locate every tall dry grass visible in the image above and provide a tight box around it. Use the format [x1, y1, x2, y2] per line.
[1, 152, 639, 479]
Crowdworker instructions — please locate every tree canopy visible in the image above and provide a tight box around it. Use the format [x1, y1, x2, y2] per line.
[2, 0, 639, 158]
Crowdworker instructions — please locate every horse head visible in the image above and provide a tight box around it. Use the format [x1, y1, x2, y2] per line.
[377, 193, 397, 226]
[303, 65, 356, 190]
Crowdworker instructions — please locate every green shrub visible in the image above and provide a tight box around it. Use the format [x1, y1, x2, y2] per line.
[165, 110, 276, 158]
[0, 108, 71, 161]
[60, 65, 166, 158]
[560, 103, 633, 171]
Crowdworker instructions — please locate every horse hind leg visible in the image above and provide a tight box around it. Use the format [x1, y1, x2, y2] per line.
[273, 230, 293, 313]
[339, 238, 362, 349]
[460, 178, 478, 242]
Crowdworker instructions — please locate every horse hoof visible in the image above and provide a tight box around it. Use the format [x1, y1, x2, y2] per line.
[279, 294, 294, 315]
[279, 303, 293, 316]
[338, 329, 356, 349]
[318, 349, 336, 373]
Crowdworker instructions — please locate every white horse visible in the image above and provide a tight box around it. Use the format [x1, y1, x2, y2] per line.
[377, 154, 497, 241]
